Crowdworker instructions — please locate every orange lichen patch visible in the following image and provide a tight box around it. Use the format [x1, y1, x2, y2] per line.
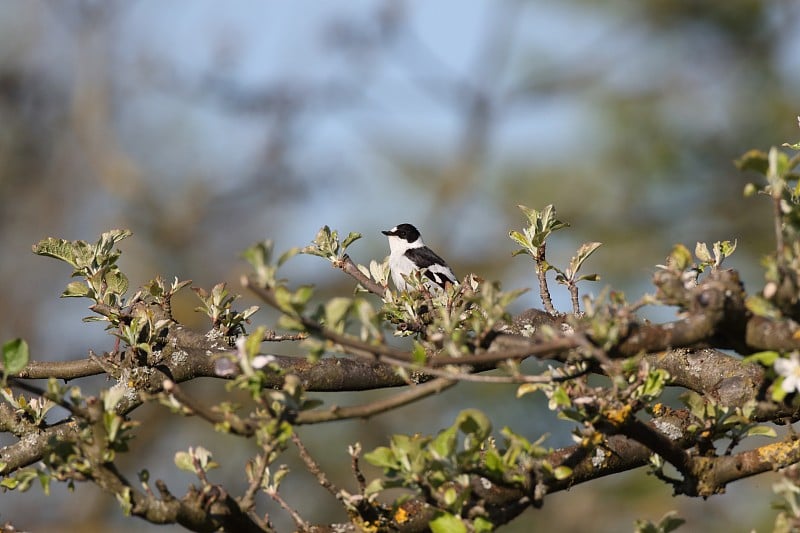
[394, 507, 409, 524]
[652, 402, 665, 416]
[581, 431, 605, 448]
[605, 404, 632, 425]
[756, 439, 800, 465]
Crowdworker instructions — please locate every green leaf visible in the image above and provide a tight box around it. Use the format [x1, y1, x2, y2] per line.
[681, 391, 706, 420]
[278, 247, 301, 266]
[735, 149, 769, 174]
[174, 451, 194, 472]
[411, 342, 428, 365]
[324, 297, 352, 328]
[640, 369, 669, 399]
[742, 350, 780, 366]
[0, 477, 19, 490]
[271, 465, 290, 489]
[551, 386, 571, 409]
[293, 285, 315, 307]
[100, 229, 133, 247]
[713, 240, 736, 264]
[568, 241, 602, 277]
[104, 412, 122, 443]
[745, 295, 782, 319]
[442, 487, 458, 506]
[273, 286, 295, 314]
[104, 270, 129, 298]
[516, 383, 542, 398]
[508, 230, 531, 252]
[341, 232, 362, 251]
[2, 338, 29, 376]
[32, 237, 79, 268]
[483, 449, 504, 475]
[242, 240, 271, 266]
[553, 465, 572, 480]
[516, 204, 539, 225]
[455, 409, 492, 447]
[364, 478, 384, 497]
[695, 242, 712, 264]
[429, 512, 467, 533]
[364, 446, 398, 470]
[473, 517, 494, 533]
[772, 379, 788, 403]
[37, 470, 51, 496]
[666, 244, 692, 271]
[745, 425, 777, 438]
[62, 281, 91, 298]
[538, 204, 569, 235]
[277, 314, 305, 331]
[243, 326, 266, 359]
[429, 426, 457, 460]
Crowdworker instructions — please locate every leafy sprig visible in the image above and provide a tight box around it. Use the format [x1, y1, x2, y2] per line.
[510, 204, 600, 313]
[33, 229, 132, 319]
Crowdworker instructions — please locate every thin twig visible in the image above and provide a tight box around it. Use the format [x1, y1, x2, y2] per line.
[428, 336, 579, 367]
[266, 488, 309, 531]
[295, 377, 456, 424]
[349, 443, 366, 494]
[291, 433, 340, 499]
[568, 282, 580, 314]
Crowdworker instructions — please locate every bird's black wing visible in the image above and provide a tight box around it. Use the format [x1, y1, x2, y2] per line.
[404, 246, 447, 269]
[404, 247, 456, 288]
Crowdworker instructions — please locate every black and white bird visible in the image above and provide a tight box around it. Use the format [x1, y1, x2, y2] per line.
[382, 223, 457, 292]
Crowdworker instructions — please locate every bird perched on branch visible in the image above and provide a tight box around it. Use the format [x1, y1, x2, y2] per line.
[382, 223, 457, 292]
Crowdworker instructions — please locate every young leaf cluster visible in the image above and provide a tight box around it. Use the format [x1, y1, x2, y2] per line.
[509, 204, 601, 313]
[32, 229, 132, 313]
[364, 409, 551, 530]
[302, 225, 362, 264]
[193, 282, 259, 337]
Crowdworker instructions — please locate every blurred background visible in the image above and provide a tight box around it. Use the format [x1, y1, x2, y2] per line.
[0, 0, 799, 531]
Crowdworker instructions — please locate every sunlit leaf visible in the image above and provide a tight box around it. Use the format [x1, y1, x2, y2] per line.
[429, 512, 467, 533]
[2, 338, 29, 376]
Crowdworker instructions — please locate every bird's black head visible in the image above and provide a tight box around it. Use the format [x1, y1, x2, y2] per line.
[382, 223, 421, 243]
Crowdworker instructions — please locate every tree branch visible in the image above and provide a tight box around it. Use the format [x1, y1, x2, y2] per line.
[295, 377, 457, 424]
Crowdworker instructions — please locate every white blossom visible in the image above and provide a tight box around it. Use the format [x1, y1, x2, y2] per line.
[774, 353, 800, 393]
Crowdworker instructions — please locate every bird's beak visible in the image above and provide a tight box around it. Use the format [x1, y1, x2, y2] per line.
[381, 229, 394, 236]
